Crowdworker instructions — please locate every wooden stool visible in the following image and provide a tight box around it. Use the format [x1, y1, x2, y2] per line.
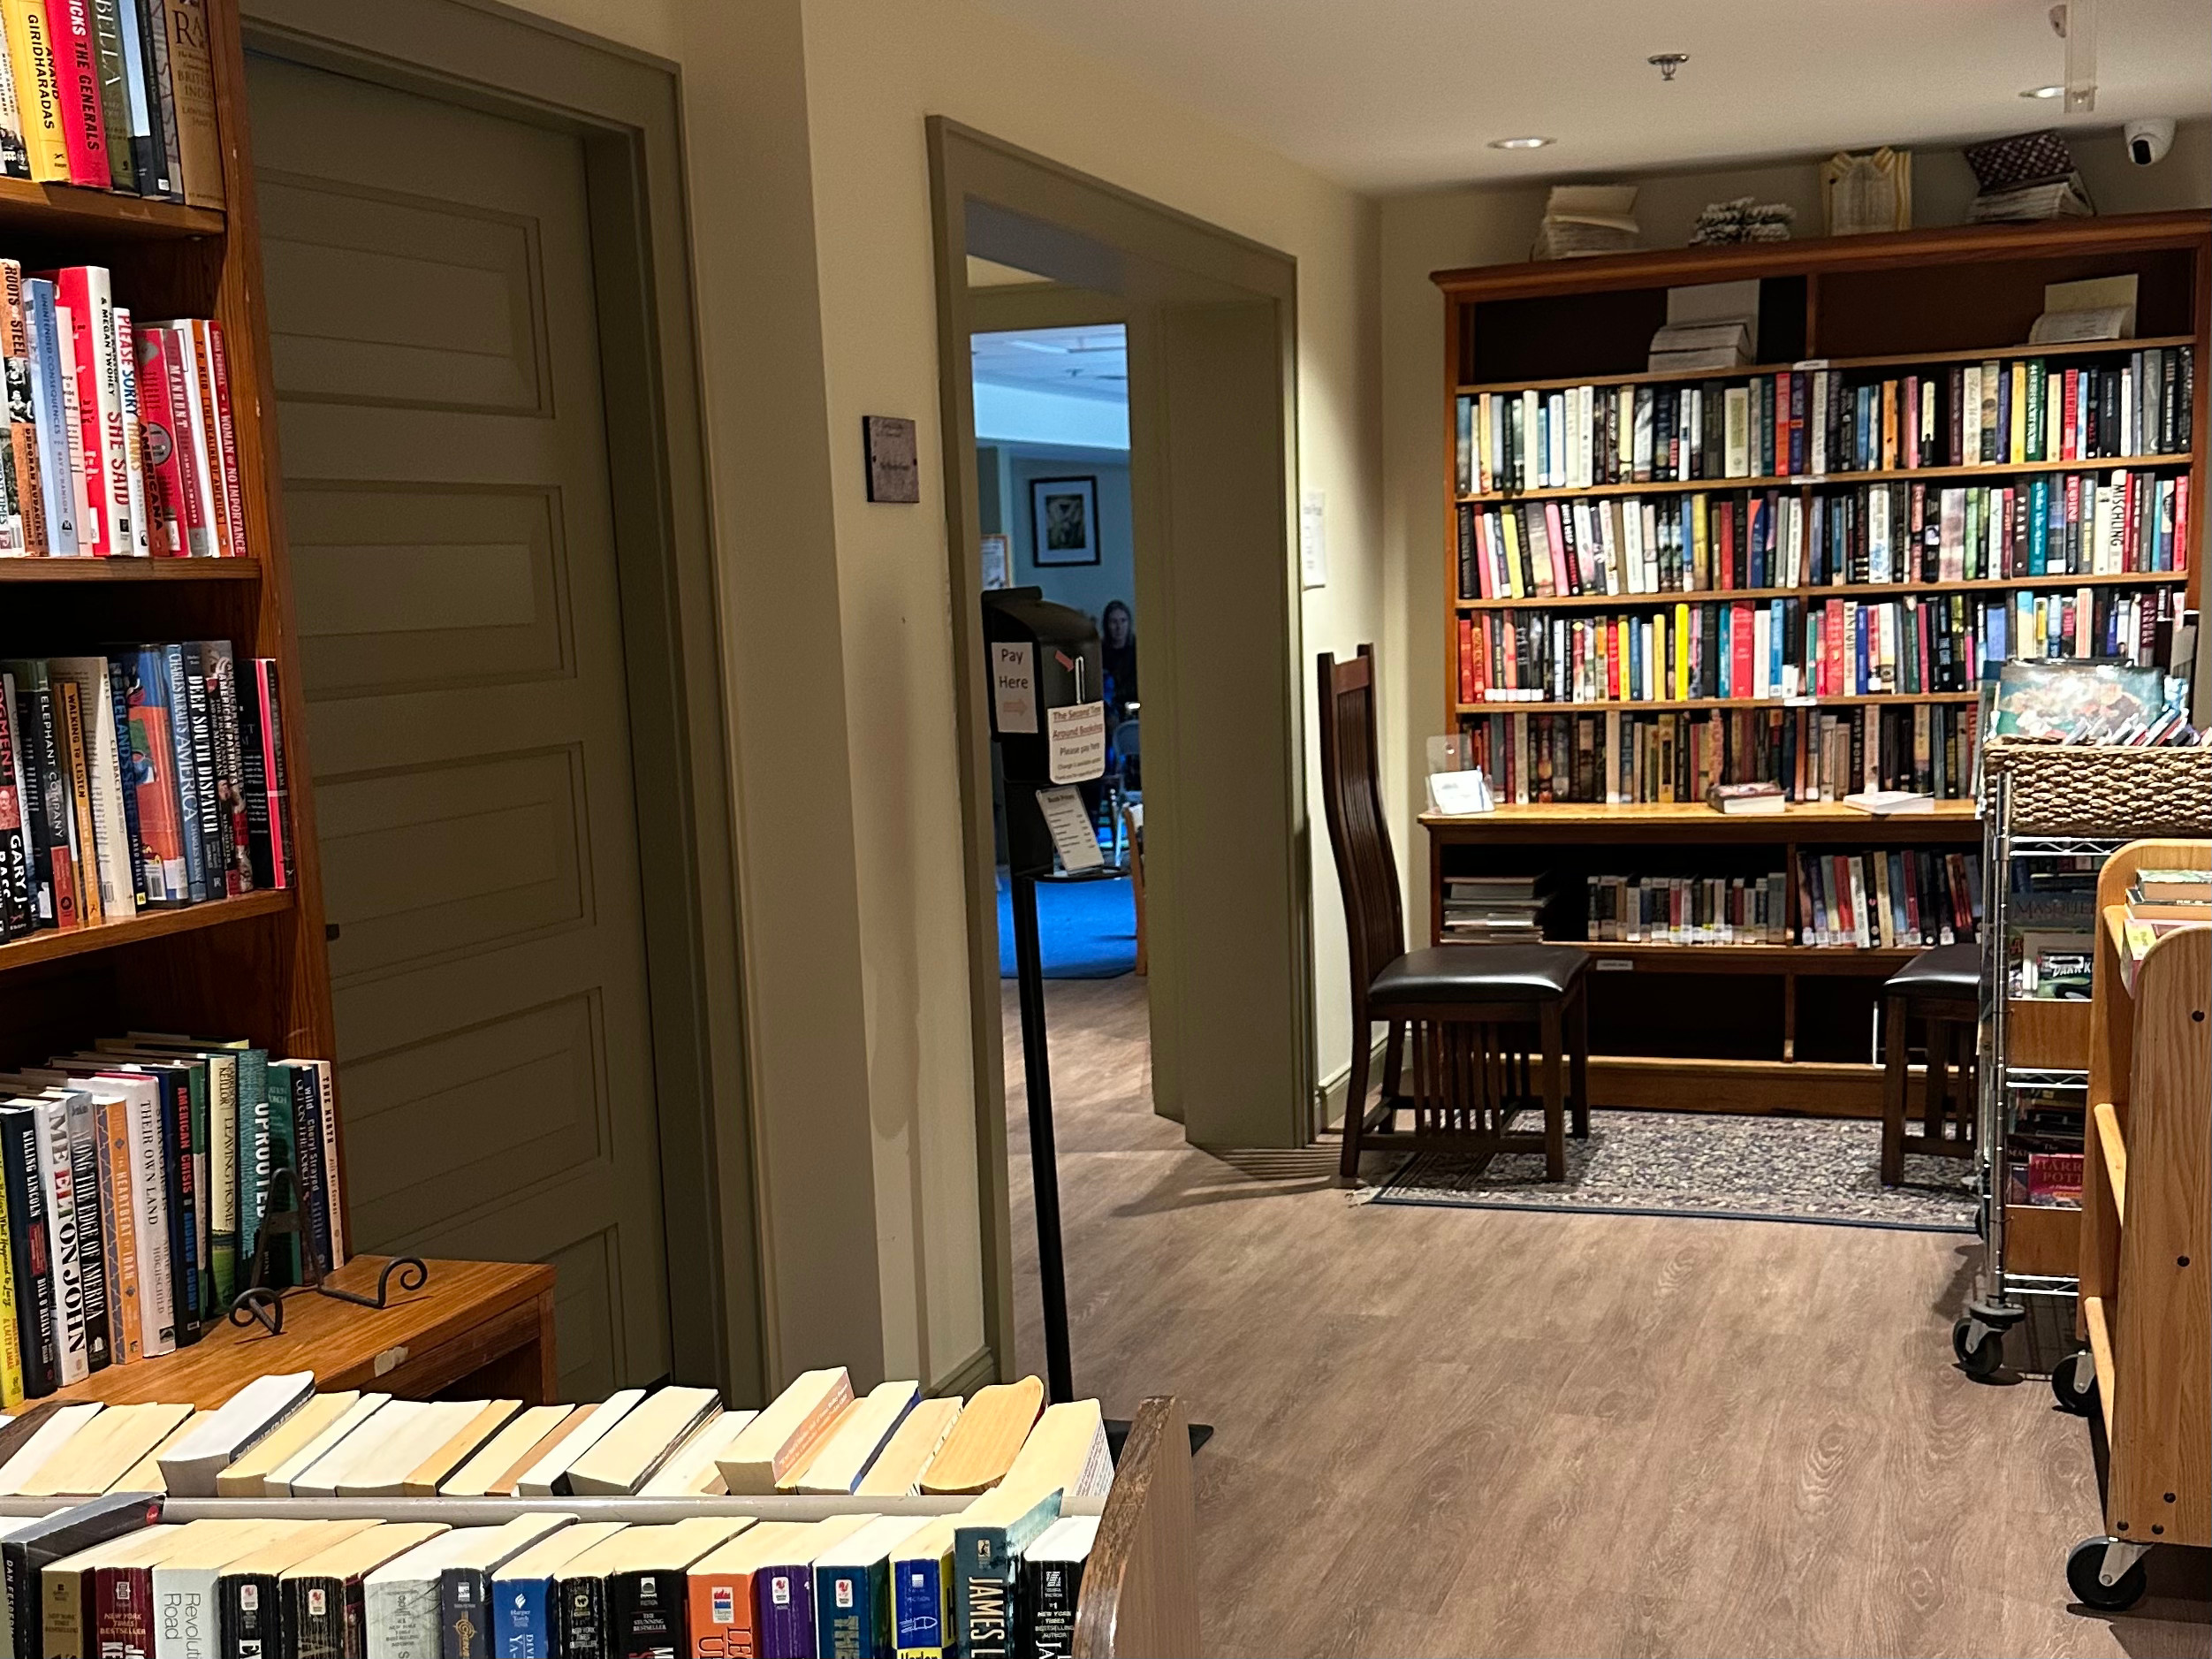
[1881, 941, 1980, 1186]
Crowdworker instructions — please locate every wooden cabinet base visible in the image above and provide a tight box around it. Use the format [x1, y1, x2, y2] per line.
[48, 1257, 558, 1408]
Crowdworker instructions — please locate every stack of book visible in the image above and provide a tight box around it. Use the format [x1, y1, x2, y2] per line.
[0, 1031, 340, 1402]
[0, 1366, 1119, 1659]
[1646, 317, 1753, 375]
[1453, 346, 2193, 495]
[0, 263, 247, 560]
[1531, 186, 1639, 261]
[1963, 132, 2093, 224]
[2116, 864, 2211, 992]
[1440, 874, 1547, 942]
[0, 643, 293, 936]
[0, 0, 224, 206]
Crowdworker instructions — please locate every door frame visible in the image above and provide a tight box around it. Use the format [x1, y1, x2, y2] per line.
[239, 0, 762, 1399]
[928, 120, 1317, 1378]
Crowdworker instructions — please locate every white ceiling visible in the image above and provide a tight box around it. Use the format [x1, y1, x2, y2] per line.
[971, 325, 1129, 403]
[969, 0, 2211, 192]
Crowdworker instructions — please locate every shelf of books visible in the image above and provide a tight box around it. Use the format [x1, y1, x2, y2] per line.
[1427, 212, 2209, 1114]
[0, 1368, 1201, 1659]
[0, 0, 482, 1419]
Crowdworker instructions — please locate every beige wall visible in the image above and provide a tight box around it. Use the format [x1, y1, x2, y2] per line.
[1379, 122, 2212, 910]
[494, 0, 1383, 1389]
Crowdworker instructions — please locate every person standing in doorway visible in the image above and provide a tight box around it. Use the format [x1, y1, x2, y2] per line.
[1101, 599, 1139, 797]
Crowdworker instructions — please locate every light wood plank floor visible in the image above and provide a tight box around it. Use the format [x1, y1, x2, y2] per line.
[1001, 974, 2210, 1658]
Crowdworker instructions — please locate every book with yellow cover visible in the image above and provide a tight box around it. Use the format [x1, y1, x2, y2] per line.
[217, 1392, 360, 1496]
[854, 1396, 962, 1499]
[918, 1378, 1045, 1495]
[438, 1404, 573, 1498]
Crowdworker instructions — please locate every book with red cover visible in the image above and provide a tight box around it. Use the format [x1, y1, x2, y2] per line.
[202, 320, 244, 556]
[93, 1548, 161, 1658]
[181, 319, 232, 557]
[42, 0, 110, 187]
[39, 267, 116, 557]
[131, 323, 186, 557]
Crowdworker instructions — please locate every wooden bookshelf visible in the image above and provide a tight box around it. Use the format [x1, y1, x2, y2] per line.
[1426, 213, 2209, 1113]
[0, 2, 550, 1400]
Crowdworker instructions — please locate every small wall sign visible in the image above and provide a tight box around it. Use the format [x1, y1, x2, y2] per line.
[863, 415, 921, 503]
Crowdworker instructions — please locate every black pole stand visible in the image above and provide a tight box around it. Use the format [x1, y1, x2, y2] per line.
[1007, 857, 1212, 1459]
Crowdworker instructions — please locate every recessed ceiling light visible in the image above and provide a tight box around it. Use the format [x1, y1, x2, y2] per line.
[1489, 136, 1554, 150]
[2020, 84, 2065, 98]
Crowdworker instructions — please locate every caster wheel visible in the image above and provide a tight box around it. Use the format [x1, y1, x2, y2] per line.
[2067, 1537, 2147, 1611]
[1953, 1315, 2003, 1380]
[2051, 1351, 2097, 1415]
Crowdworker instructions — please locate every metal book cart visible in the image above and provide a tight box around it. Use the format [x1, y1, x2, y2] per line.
[1955, 744, 2212, 1381]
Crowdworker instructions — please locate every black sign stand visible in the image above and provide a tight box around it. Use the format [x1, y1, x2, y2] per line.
[1006, 795, 1211, 1459]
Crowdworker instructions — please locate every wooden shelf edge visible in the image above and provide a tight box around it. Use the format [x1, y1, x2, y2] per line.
[0, 889, 292, 975]
[1455, 568, 2192, 613]
[2090, 1100, 2127, 1222]
[0, 558, 260, 582]
[1425, 801, 1978, 824]
[2081, 1293, 2117, 1443]
[1449, 332, 2201, 398]
[0, 176, 224, 239]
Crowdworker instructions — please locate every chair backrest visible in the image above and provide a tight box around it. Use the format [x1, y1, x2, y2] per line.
[1113, 717, 1140, 764]
[1316, 646, 1405, 996]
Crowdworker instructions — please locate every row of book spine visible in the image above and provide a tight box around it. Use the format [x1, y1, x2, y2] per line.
[0, 643, 293, 939]
[1454, 468, 2192, 602]
[1454, 585, 2182, 706]
[0, 1035, 342, 1403]
[1583, 871, 1788, 945]
[0, 0, 224, 205]
[1795, 850, 1981, 949]
[11, 1498, 1100, 1659]
[1463, 704, 1982, 806]
[1455, 344, 2196, 493]
[0, 262, 247, 559]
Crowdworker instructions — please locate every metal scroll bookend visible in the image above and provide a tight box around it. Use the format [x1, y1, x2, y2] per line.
[225, 1164, 430, 1336]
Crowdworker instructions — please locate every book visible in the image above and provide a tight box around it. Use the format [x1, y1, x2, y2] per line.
[1705, 780, 1784, 816]
[437, 1401, 573, 1498]
[261, 1391, 390, 1495]
[282, 1521, 448, 1659]
[138, 1516, 300, 1658]
[96, 1520, 274, 1659]
[214, 1520, 379, 1659]
[601, 1516, 751, 1659]
[364, 1522, 539, 1659]
[152, 0, 215, 206]
[563, 1383, 718, 1496]
[785, 1380, 919, 1495]
[289, 1396, 419, 1497]
[1842, 789, 1935, 816]
[156, 1367, 315, 1495]
[513, 1387, 643, 1496]
[40, 1521, 177, 1659]
[682, 1522, 813, 1659]
[952, 1486, 1061, 1659]
[335, 1400, 494, 1499]
[749, 1515, 872, 1659]
[919, 1378, 1045, 1495]
[488, 1520, 625, 1659]
[635, 1409, 753, 1499]
[0, 1399, 98, 1494]
[399, 1396, 519, 1496]
[1000, 1400, 1114, 1501]
[812, 1517, 930, 1659]
[22, 1398, 188, 1495]
[1018, 1516, 1098, 1659]
[886, 1516, 959, 1659]
[432, 1514, 577, 1659]
[854, 1397, 962, 1499]
[211, 1389, 357, 1495]
[1, 1490, 163, 1659]
[715, 1367, 852, 1496]
[107, 1407, 194, 1493]
[2132, 867, 2210, 904]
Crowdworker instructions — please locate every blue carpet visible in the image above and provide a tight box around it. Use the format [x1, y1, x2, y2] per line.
[998, 871, 1137, 978]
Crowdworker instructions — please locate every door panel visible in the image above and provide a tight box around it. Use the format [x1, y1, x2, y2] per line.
[250, 51, 672, 1388]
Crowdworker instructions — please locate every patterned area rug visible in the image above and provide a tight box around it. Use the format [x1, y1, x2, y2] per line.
[1368, 1108, 1976, 1232]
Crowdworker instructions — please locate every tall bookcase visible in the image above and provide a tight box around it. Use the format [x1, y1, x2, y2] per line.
[0, 2, 559, 1404]
[1426, 212, 2210, 1115]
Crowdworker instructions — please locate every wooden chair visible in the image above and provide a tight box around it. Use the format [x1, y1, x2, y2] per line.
[1317, 646, 1590, 1185]
[1880, 941, 1979, 1186]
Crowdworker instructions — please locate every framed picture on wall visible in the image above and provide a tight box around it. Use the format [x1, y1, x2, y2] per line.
[1030, 476, 1100, 566]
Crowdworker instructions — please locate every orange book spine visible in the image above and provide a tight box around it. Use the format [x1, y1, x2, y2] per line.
[98, 1094, 141, 1362]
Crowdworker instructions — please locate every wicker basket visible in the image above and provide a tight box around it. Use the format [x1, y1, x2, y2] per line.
[1983, 741, 2212, 837]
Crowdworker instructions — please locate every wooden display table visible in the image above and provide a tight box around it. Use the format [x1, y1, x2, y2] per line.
[49, 1258, 558, 1409]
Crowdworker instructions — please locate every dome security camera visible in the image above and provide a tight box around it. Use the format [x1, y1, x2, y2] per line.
[2125, 118, 2175, 165]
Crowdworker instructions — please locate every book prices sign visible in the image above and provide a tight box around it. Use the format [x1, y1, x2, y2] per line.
[1048, 701, 1106, 783]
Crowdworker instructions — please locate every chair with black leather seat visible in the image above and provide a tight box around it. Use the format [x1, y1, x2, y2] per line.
[1317, 645, 1590, 1186]
[1880, 940, 1980, 1186]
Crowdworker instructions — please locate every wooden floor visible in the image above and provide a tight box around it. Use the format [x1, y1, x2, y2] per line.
[1001, 974, 2210, 1658]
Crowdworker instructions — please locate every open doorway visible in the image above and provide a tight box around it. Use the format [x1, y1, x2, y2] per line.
[931, 121, 1318, 1379]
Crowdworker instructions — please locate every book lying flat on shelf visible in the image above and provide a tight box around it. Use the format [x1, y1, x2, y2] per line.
[1707, 780, 1784, 815]
[2132, 867, 2211, 903]
[1842, 789, 1935, 815]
